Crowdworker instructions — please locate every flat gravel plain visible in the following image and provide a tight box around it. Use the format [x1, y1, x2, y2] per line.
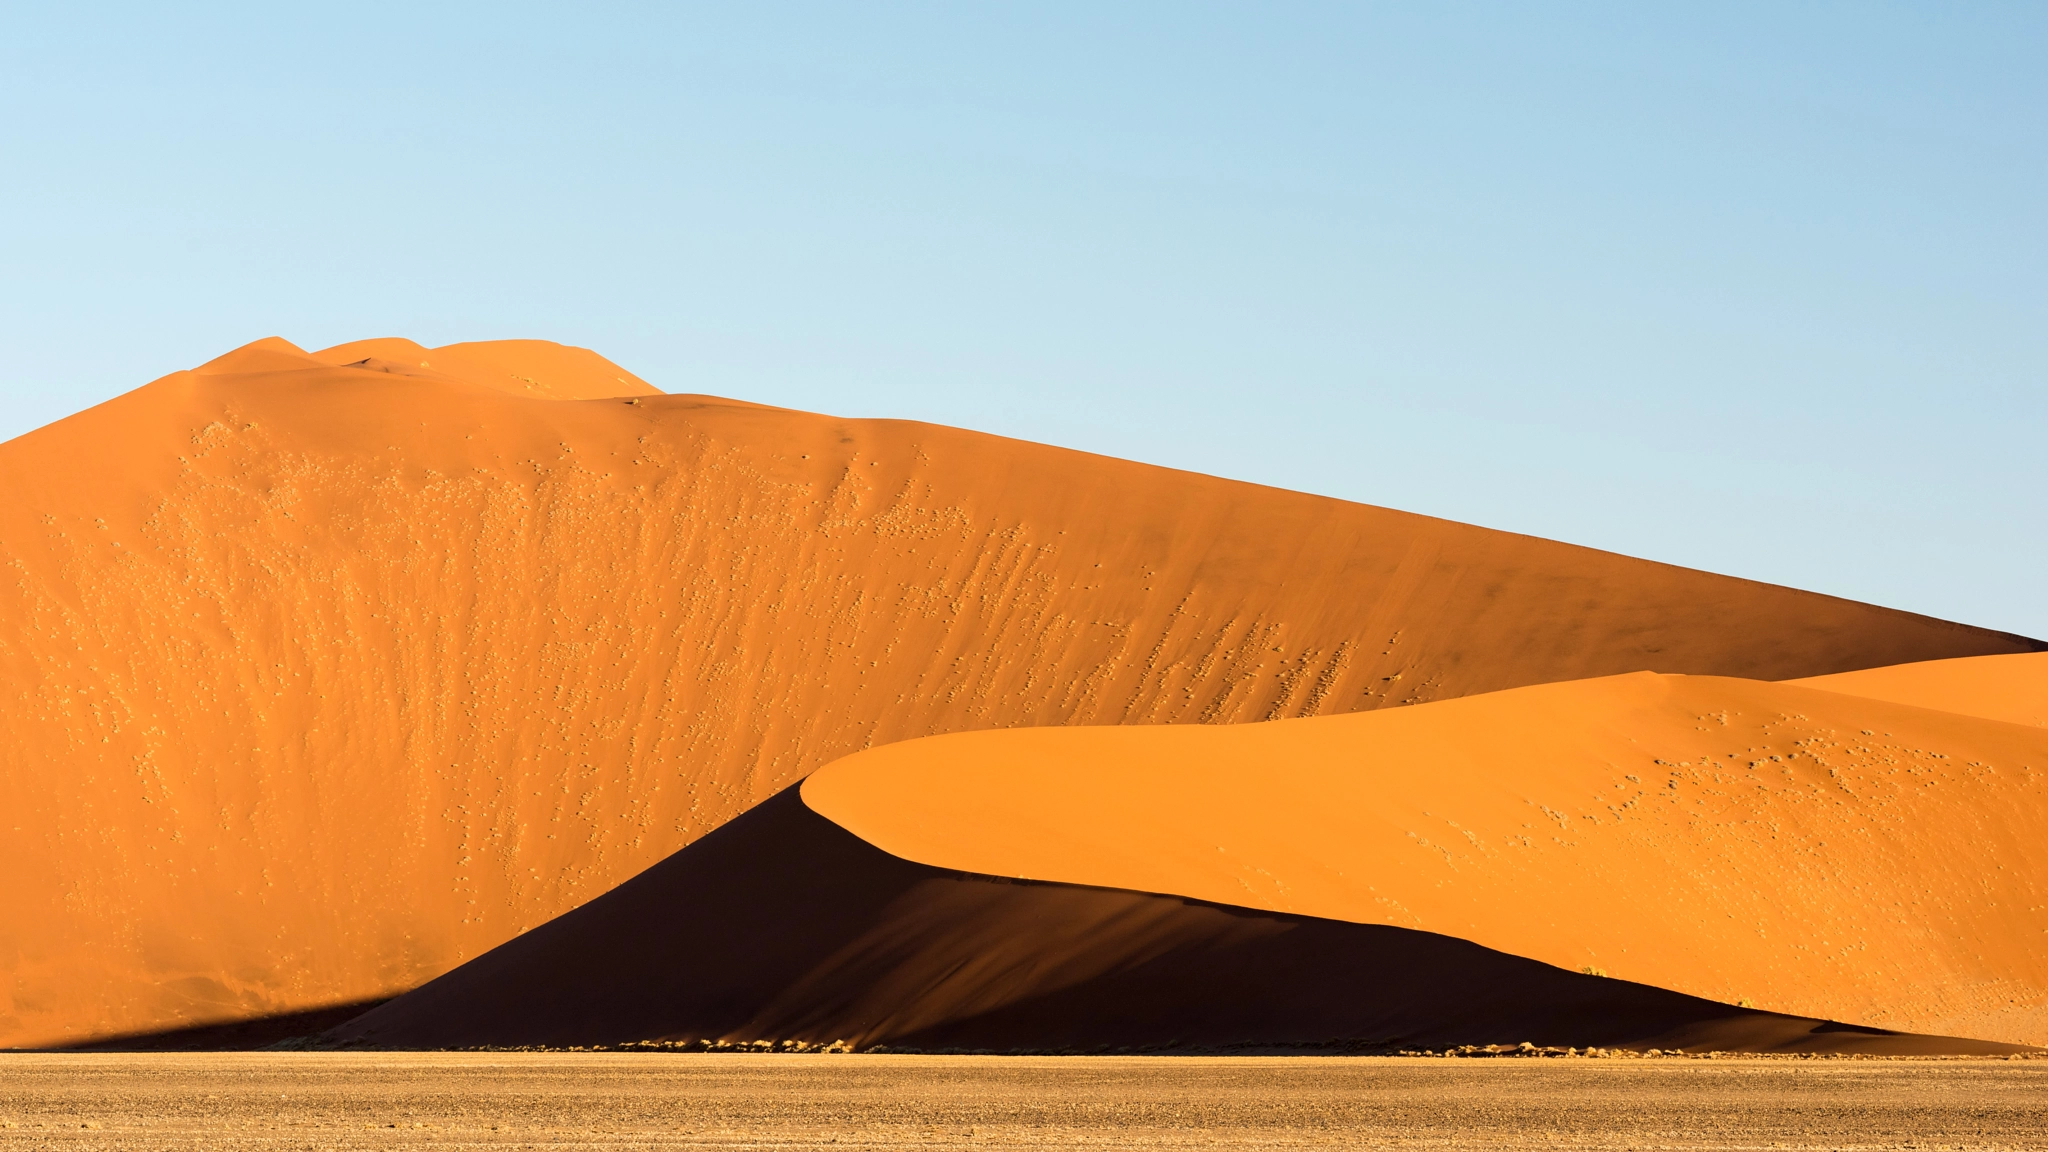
[0, 1053, 2043, 1150]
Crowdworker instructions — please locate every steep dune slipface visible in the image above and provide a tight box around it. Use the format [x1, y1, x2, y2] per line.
[331, 788, 2021, 1055]
[805, 673, 2048, 1045]
[0, 337, 2035, 1047]
[1790, 652, 2048, 729]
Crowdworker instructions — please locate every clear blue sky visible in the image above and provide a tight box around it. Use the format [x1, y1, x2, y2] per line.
[3, 3, 2041, 638]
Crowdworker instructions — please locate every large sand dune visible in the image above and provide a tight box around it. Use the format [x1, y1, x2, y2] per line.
[0, 337, 2036, 1048]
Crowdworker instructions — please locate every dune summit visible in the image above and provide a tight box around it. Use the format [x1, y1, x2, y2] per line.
[0, 336, 2038, 1050]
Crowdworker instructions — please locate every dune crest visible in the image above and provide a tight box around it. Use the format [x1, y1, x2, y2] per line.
[308, 337, 663, 400]
[804, 671, 2048, 1045]
[1789, 652, 2048, 729]
[191, 337, 319, 376]
[0, 336, 2035, 1048]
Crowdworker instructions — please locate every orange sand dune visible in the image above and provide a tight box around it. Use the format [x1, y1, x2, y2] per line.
[0, 336, 2035, 1048]
[331, 787, 2022, 1055]
[806, 673, 2048, 1045]
[1790, 652, 2048, 728]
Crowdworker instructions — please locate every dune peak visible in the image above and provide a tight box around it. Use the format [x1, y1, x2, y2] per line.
[191, 337, 317, 376]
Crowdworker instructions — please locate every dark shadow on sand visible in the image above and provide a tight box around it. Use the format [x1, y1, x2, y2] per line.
[47, 999, 391, 1052]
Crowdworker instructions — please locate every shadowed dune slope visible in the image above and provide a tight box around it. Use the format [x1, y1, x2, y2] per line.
[0, 336, 2036, 1048]
[330, 789, 2021, 1056]
[1790, 653, 2048, 729]
[806, 672, 2048, 1046]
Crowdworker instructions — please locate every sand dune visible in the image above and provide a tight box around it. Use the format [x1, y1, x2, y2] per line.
[803, 672, 2048, 1045]
[1790, 652, 2048, 728]
[331, 788, 2020, 1055]
[0, 336, 2036, 1048]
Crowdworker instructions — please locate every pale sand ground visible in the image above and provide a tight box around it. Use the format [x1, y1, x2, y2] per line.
[0, 1054, 2044, 1150]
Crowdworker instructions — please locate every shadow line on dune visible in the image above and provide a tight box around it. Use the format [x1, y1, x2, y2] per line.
[40, 999, 391, 1052]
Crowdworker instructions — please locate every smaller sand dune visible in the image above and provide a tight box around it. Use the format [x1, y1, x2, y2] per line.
[805, 671, 2048, 1045]
[1790, 653, 2048, 729]
[330, 789, 2016, 1055]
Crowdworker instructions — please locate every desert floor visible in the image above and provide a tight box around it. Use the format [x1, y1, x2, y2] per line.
[0, 1053, 2043, 1150]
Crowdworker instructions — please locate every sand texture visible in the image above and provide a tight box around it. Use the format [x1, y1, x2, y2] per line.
[3, 1053, 2046, 1150]
[1, 336, 2038, 1049]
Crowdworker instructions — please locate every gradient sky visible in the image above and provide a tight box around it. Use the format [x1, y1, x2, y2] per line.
[3, 3, 2042, 638]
